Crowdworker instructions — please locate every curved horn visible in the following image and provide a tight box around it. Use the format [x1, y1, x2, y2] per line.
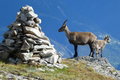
[63, 19, 67, 25]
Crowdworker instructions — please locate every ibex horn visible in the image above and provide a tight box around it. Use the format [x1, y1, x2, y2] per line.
[63, 19, 67, 25]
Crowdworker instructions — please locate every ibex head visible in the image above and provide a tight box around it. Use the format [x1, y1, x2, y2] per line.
[104, 35, 111, 43]
[58, 20, 67, 32]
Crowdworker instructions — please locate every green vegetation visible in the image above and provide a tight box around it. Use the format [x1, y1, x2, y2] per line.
[0, 59, 115, 80]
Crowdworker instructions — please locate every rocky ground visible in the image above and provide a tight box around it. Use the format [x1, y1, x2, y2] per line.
[76, 56, 120, 80]
[0, 71, 43, 80]
[0, 57, 116, 80]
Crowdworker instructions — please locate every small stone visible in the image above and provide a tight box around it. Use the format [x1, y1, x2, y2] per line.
[8, 58, 17, 64]
[45, 68, 54, 72]
[24, 26, 43, 38]
[21, 52, 33, 61]
[0, 74, 3, 78]
[21, 40, 30, 51]
[25, 34, 39, 40]
[5, 39, 15, 46]
[34, 18, 41, 24]
[25, 11, 38, 18]
[13, 30, 18, 36]
[44, 54, 59, 64]
[37, 68, 45, 72]
[34, 45, 53, 50]
[19, 13, 27, 22]
[39, 50, 56, 58]
[54, 64, 68, 69]
[25, 20, 35, 27]
[12, 22, 21, 27]
[37, 40, 50, 45]
[39, 59, 48, 65]
[29, 57, 40, 61]
[20, 5, 34, 12]
[26, 38, 37, 44]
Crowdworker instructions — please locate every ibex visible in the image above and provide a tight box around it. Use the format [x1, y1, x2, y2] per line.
[58, 20, 97, 58]
[92, 35, 111, 57]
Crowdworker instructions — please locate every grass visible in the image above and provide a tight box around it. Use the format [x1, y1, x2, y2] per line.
[0, 59, 115, 80]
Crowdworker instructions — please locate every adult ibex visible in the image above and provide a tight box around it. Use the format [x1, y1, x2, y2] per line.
[92, 35, 111, 57]
[58, 20, 97, 58]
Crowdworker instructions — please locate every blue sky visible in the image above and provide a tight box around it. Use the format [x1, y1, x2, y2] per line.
[0, 0, 120, 65]
[0, 0, 120, 39]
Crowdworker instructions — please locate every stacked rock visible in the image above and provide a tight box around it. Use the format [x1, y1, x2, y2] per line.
[0, 5, 61, 65]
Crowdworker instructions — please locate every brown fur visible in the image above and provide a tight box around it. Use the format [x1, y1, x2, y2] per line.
[68, 32, 97, 45]
[58, 20, 97, 57]
[93, 36, 110, 57]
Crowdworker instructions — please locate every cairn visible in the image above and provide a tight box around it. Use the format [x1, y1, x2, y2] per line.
[0, 5, 61, 65]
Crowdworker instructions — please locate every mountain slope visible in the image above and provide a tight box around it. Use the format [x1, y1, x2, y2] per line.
[0, 59, 115, 80]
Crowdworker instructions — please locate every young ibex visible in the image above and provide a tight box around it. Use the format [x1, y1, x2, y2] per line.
[92, 35, 111, 57]
[58, 20, 97, 58]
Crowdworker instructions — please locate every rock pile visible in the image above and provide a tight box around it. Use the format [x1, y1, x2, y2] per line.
[76, 56, 120, 80]
[0, 5, 61, 65]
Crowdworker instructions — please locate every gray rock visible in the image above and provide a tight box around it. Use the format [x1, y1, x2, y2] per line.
[39, 51, 53, 58]
[54, 64, 68, 69]
[12, 22, 21, 27]
[19, 13, 27, 22]
[34, 45, 53, 50]
[25, 20, 35, 27]
[21, 52, 33, 61]
[29, 57, 40, 61]
[24, 26, 43, 38]
[25, 11, 38, 18]
[0, 50, 9, 61]
[20, 5, 34, 13]
[5, 39, 15, 46]
[39, 59, 48, 65]
[21, 40, 30, 51]
[37, 68, 45, 72]
[25, 34, 40, 40]
[34, 17, 41, 24]
[76, 56, 120, 80]
[26, 38, 37, 44]
[36, 40, 50, 45]
[44, 54, 59, 64]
